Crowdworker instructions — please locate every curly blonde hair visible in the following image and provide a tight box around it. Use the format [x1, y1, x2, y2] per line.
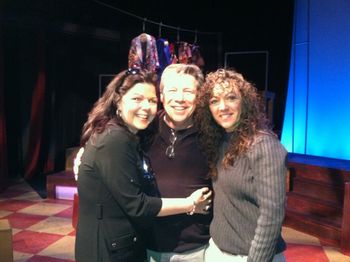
[195, 68, 273, 178]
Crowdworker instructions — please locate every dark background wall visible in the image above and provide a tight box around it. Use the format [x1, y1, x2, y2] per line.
[0, 0, 294, 180]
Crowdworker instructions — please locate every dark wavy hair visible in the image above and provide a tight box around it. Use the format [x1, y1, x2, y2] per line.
[195, 68, 273, 178]
[80, 69, 157, 147]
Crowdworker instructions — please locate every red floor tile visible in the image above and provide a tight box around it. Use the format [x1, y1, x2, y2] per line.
[27, 255, 74, 262]
[54, 206, 73, 218]
[0, 199, 36, 211]
[13, 230, 64, 254]
[4, 212, 47, 229]
[68, 230, 76, 236]
[45, 199, 73, 205]
[285, 243, 329, 262]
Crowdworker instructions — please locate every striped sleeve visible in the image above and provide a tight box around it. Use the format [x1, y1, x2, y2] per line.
[247, 135, 287, 262]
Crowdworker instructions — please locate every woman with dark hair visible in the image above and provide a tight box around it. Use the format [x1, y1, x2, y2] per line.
[75, 68, 211, 262]
[195, 69, 287, 262]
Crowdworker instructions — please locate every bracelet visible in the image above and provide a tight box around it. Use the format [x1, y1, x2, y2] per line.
[186, 200, 196, 216]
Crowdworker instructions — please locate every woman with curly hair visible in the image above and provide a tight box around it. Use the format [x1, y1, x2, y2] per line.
[195, 69, 287, 262]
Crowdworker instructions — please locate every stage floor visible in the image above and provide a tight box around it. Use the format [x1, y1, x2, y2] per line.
[1, 179, 350, 261]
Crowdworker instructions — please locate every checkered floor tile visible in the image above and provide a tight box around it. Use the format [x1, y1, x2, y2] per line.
[0, 179, 75, 262]
[0, 179, 349, 261]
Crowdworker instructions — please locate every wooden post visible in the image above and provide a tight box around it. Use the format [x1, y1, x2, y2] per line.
[286, 168, 291, 192]
[72, 193, 79, 229]
[341, 182, 350, 255]
[0, 219, 13, 262]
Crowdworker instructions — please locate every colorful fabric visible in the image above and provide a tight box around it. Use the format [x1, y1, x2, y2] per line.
[128, 33, 159, 72]
[178, 41, 192, 64]
[191, 45, 205, 69]
[156, 38, 172, 74]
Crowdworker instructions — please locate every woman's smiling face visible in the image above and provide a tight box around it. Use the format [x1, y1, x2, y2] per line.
[118, 82, 158, 133]
[209, 84, 242, 133]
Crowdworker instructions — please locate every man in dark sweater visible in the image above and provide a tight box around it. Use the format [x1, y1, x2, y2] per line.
[146, 64, 212, 262]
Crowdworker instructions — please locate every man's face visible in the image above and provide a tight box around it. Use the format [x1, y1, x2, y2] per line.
[161, 73, 197, 129]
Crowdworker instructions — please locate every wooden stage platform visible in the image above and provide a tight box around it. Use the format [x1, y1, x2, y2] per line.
[285, 153, 350, 255]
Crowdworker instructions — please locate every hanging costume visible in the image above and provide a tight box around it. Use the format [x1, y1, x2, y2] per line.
[178, 41, 192, 64]
[169, 43, 178, 64]
[177, 41, 205, 70]
[156, 38, 172, 76]
[128, 33, 159, 72]
[191, 45, 205, 70]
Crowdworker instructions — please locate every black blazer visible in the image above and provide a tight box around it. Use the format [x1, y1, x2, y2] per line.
[75, 125, 162, 262]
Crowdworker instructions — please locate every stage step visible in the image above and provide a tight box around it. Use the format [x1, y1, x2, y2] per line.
[286, 154, 350, 254]
[284, 209, 341, 246]
[286, 192, 342, 226]
[292, 177, 344, 204]
[288, 163, 350, 185]
[46, 147, 79, 199]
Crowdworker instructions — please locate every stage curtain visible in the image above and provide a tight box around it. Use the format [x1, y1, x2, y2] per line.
[24, 31, 47, 180]
[0, 25, 8, 187]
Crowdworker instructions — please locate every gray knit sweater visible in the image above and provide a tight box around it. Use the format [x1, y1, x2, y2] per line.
[210, 133, 287, 262]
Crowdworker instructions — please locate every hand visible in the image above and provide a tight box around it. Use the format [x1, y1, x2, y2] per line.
[73, 147, 84, 180]
[187, 187, 212, 215]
